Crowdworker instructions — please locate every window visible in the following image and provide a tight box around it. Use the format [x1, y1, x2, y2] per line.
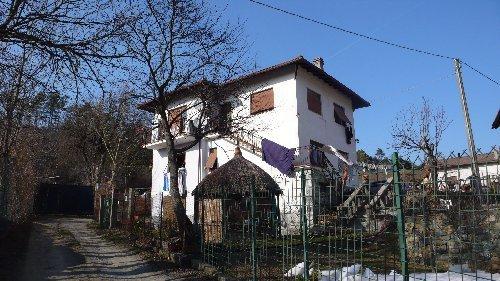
[218, 102, 232, 134]
[169, 106, 186, 134]
[307, 89, 322, 115]
[333, 103, 351, 126]
[250, 88, 274, 114]
[206, 148, 218, 171]
[310, 140, 326, 167]
[176, 152, 186, 168]
[207, 102, 232, 134]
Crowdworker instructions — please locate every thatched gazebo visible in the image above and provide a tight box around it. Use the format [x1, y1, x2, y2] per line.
[192, 147, 281, 243]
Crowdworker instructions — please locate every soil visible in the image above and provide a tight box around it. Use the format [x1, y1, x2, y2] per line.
[0, 216, 212, 280]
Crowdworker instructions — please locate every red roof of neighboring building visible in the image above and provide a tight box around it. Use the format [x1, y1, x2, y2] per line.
[438, 150, 499, 169]
[138, 56, 370, 112]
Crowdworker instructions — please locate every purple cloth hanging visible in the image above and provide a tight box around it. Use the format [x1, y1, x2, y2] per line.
[261, 138, 295, 176]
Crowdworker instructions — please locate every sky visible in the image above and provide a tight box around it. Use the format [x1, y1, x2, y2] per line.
[211, 0, 499, 157]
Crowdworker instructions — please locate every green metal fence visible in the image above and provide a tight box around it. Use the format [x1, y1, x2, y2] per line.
[198, 147, 499, 280]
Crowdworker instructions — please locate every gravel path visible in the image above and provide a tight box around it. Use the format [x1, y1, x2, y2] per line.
[17, 217, 178, 280]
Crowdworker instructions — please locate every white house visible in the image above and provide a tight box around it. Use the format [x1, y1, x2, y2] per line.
[139, 56, 370, 226]
[437, 149, 500, 188]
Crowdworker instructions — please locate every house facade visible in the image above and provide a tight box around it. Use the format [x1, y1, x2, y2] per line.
[437, 149, 500, 188]
[139, 56, 370, 225]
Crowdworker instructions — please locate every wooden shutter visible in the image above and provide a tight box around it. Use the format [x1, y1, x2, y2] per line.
[250, 88, 274, 114]
[307, 89, 322, 115]
[168, 106, 186, 133]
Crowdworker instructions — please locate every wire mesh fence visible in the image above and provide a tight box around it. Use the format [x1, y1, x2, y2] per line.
[197, 147, 499, 280]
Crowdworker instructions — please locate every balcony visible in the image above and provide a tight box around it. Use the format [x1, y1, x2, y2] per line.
[145, 112, 233, 150]
[144, 121, 195, 150]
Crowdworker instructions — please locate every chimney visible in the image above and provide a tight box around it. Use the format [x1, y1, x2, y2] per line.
[313, 57, 324, 70]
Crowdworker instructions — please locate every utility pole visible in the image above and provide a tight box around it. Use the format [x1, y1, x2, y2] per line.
[454, 58, 480, 177]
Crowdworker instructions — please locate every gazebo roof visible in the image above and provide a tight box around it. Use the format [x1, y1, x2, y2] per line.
[192, 152, 281, 198]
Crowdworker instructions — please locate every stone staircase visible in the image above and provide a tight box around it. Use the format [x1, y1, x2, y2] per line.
[339, 177, 393, 223]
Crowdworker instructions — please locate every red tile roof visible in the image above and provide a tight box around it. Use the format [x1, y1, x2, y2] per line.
[438, 150, 499, 169]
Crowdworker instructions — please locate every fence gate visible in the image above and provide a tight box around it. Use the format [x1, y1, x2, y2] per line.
[100, 196, 111, 228]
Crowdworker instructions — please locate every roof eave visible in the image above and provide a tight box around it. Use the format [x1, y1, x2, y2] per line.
[137, 56, 371, 112]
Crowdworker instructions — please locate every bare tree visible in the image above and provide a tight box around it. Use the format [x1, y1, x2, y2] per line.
[391, 97, 450, 181]
[94, 92, 146, 185]
[0, 48, 59, 219]
[0, 0, 130, 99]
[0, 0, 133, 219]
[123, 0, 250, 251]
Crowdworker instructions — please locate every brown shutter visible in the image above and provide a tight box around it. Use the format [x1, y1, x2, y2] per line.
[168, 106, 186, 133]
[250, 88, 274, 114]
[307, 89, 322, 115]
[205, 148, 218, 170]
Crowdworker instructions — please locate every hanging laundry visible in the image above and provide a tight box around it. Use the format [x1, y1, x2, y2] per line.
[318, 145, 353, 166]
[345, 126, 353, 144]
[261, 138, 295, 176]
[178, 167, 187, 195]
[163, 171, 170, 192]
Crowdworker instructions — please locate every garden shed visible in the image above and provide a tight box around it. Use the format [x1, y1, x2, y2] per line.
[192, 147, 281, 244]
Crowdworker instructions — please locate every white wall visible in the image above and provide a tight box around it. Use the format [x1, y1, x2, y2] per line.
[151, 148, 169, 224]
[295, 67, 358, 187]
[148, 65, 365, 228]
[233, 70, 300, 148]
[151, 70, 301, 224]
[438, 163, 500, 182]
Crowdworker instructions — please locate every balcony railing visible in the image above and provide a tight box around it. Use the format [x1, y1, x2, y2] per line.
[229, 130, 263, 156]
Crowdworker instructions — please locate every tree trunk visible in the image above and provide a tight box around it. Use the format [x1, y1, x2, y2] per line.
[1, 109, 14, 218]
[160, 112, 196, 253]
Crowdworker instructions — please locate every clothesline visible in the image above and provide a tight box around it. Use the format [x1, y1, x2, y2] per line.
[261, 139, 356, 177]
[283, 144, 353, 166]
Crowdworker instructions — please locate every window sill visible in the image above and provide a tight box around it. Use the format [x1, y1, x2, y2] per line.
[250, 107, 274, 115]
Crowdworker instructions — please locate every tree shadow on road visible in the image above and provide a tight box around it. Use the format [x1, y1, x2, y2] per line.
[0, 219, 86, 281]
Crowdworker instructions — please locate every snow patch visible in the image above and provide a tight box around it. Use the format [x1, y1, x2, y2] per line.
[284, 262, 500, 281]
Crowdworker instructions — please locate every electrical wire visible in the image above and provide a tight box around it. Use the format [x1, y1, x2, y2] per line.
[248, 0, 500, 88]
[462, 61, 500, 87]
[248, 0, 454, 60]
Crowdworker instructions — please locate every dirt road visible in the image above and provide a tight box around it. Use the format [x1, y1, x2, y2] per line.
[4, 217, 192, 281]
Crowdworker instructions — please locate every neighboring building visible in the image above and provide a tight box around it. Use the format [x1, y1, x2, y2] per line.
[139, 56, 370, 224]
[437, 149, 500, 186]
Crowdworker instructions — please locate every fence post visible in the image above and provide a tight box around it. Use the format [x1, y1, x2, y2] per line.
[301, 168, 309, 281]
[159, 193, 164, 247]
[392, 152, 408, 280]
[251, 175, 257, 281]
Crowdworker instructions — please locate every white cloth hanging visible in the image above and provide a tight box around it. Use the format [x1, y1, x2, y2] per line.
[318, 145, 353, 166]
[178, 167, 187, 195]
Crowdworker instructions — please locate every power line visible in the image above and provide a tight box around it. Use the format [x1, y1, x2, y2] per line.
[248, 0, 454, 60]
[248, 0, 500, 88]
[462, 61, 500, 87]
[326, 1, 424, 59]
